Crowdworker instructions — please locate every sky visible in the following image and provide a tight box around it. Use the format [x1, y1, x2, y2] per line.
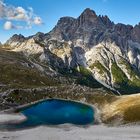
[0, 0, 140, 43]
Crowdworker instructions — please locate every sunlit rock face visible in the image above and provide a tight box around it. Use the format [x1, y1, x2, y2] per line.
[5, 8, 140, 93]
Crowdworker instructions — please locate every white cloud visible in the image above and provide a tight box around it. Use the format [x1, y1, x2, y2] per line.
[4, 21, 13, 30]
[8, 7, 28, 20]
[4, 21, 26, 30]
[0, 0, 43, 30]
[34, 17, 43, 25]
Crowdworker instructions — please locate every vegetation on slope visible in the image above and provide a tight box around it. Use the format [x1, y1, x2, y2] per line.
[89, 61, 109, 75]
[119, 58, 140, 87]
[102, 94, 140, 124]
[111, 62, 128, 84]
[111, 62, 140, 94]
[0, 48, 59, 89]
[73, 66, 104, 89]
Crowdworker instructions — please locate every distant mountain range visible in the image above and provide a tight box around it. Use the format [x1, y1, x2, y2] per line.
[2, 8, 140, 94]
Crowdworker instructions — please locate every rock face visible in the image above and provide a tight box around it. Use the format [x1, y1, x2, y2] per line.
[5, 8, 140, 94]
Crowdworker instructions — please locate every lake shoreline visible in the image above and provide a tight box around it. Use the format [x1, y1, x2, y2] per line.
[0, 98, 100, 130]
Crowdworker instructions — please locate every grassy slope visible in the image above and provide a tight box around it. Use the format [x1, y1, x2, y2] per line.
[111, 62, 140, 94]
[73, 66, 104, 89]
[0, 48, 58, 90]
[119, 58, 140, 87]
[101, 93, 140, 124]
[89, 61, 109, 75]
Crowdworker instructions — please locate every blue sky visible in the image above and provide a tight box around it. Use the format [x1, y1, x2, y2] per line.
[0, 0, 140, 43]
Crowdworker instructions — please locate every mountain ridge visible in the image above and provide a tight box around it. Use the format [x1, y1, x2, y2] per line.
[3, 8, 140, 94]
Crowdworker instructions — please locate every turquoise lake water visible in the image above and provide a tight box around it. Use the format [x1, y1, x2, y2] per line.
[0, 99, 94, 129]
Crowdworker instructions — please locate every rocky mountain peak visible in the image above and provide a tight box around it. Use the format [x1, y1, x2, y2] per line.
[5, 34, 26, 47]
[131, 23, 140, 43]
[35, 32, 45, 37]
[99, 15, 114, 28]
[33, 32, 45, 41]
[11, 34, 25, 40]
[31, 32, 46, 46]
[114, 23, 133, 38]
[57, 17, 76, 26]
[80, 8, 97, 18]
[6, 34, 25, 44]
[77, 8, 98, 26]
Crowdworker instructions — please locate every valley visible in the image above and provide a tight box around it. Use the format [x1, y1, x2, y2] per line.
[1, 8, 140, 126]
